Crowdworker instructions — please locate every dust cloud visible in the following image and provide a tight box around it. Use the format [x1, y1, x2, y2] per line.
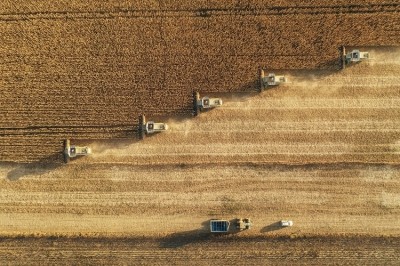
[369, 47, 400, 66]
[165, 118, 194, 137]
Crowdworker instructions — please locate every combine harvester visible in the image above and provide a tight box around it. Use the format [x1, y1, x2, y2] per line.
[193, 92, 223, 116]
[138, 114, 168, 139]
[63, 139, 92, 163]
[259, 69, 287, 92]
[341, 46, 370, 69]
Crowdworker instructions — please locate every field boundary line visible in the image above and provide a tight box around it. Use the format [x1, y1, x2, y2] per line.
[0, 4, 399, 21]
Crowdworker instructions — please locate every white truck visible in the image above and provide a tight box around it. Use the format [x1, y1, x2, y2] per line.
[280, 220, 293, 227]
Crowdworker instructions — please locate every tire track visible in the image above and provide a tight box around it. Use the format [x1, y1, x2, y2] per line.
[222, 98, 400, 109]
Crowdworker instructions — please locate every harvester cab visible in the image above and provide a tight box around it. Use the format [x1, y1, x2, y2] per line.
[63, 139, 92, 163]
[139, 115, 168, 139]
[193, 92, 223, 116]
[236, 218, 252, 231]
[260, 69, 287, 91]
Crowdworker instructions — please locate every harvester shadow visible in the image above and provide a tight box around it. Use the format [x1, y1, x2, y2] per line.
[238, 80, 259, 92]
[159, 230, 214, 248]
[167, 114, 193, 123]
[197, 107, 214, 115]
[198, 79, 258, 102]
[159, 220, 212, 248]
[340, 61, 364, 70]
[260, 221, 282, 233]
[5, 153, 63, 181]
[224, 91, 259, 101]
[315, 56, 344, 71]
[160, 218, 251, 248]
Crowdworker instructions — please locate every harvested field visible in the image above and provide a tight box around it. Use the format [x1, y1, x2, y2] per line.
[1, 163, 400, 236]
[1, 1, 400, 264]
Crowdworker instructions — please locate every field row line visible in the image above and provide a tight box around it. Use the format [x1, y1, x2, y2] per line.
[0, 4, 399, 21]
[91, 152, 400, 157]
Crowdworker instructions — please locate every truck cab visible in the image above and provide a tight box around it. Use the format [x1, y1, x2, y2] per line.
[236, 218, 252, 230]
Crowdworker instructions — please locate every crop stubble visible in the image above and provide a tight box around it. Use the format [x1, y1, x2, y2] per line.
[1, 163, 399, 235]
